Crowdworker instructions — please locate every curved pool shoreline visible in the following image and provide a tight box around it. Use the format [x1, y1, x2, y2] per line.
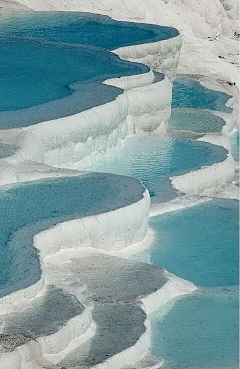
[0, 9, 238, 369]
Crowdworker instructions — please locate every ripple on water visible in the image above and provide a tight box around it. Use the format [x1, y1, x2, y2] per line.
[172, 78, 232, 113]
[86, 136, 228, 203]
[169, 109, 226, 133]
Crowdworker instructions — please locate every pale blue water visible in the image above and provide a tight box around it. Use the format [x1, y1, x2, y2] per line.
[151, 287, 239, 369]
[169, 109, 226, 133]
[172, 78, 232, 113]
[0, 173, 144, 298]
[131, 199, 239, 368]
[87, 136, 227, 202]
[0, 11, 238, 368]
[0, 12, 179, 50]
[131, 199, 239, 287]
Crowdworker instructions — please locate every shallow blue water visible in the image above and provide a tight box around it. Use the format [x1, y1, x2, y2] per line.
[172, 79, 232, 113]
[131, 199, 239, 287]
[87, 136, 227, 202]
[131, 199, 239, 368]
[0, 173, 143, 298]
[169, 109, 226, 133]
[150, 287, 239, 369]
[0, 12, 179, 50]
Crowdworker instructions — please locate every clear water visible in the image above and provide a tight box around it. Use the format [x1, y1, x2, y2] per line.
[172, 78, 232, 113]
[150, 287, 239, 369]
[169, 109, 226, 133]
[0, 173, 143, 298]
[0, 12, 179, 50]
[86, 136, 227, 202]
[130, 199, 239, 287]
[0, 11, 178, 125]
[0, 36, 147, 114]
[131, 199, 239, 368]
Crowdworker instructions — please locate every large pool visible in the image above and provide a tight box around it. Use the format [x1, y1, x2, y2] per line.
[0, 12, 179, 50]
[0, 36, 146, 116]
[0, 11, 179, 128]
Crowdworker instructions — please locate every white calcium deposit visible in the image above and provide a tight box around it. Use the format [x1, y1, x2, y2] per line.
[0, 1, 238, 368]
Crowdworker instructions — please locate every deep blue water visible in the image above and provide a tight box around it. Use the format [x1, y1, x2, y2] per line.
[0, 11, 178, 126]
[172, 78, 232, 113]
[0, 36, 147, 114]
[0, 12, 179, 50]
[0, 173, 144, 298]
[87, 136, 227, 202]
[169, 109, 226, 133]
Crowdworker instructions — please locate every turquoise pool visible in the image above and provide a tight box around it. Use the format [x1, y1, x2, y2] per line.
[131, 199, 239, 287]
[87, 136, 228, 202]
[0, 173, 144, 298]
[150, 286, 239, 369]
[172, 78, 232, 113]
[0, 12, 179, 128]
[0, 12, 179, 50]
[131, 199, 239, 368]
[0, 36, 147, 115]
[169, 109, 226, 133]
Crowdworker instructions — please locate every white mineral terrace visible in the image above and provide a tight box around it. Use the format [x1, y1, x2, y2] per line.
[0, 1, 239, 368]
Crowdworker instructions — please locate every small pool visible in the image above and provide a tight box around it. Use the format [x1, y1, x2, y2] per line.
[169, 109, 226, 133]
[86, 136, 228, 203]
[131, 199, 239, 368]
[172, 78, 232, 113]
